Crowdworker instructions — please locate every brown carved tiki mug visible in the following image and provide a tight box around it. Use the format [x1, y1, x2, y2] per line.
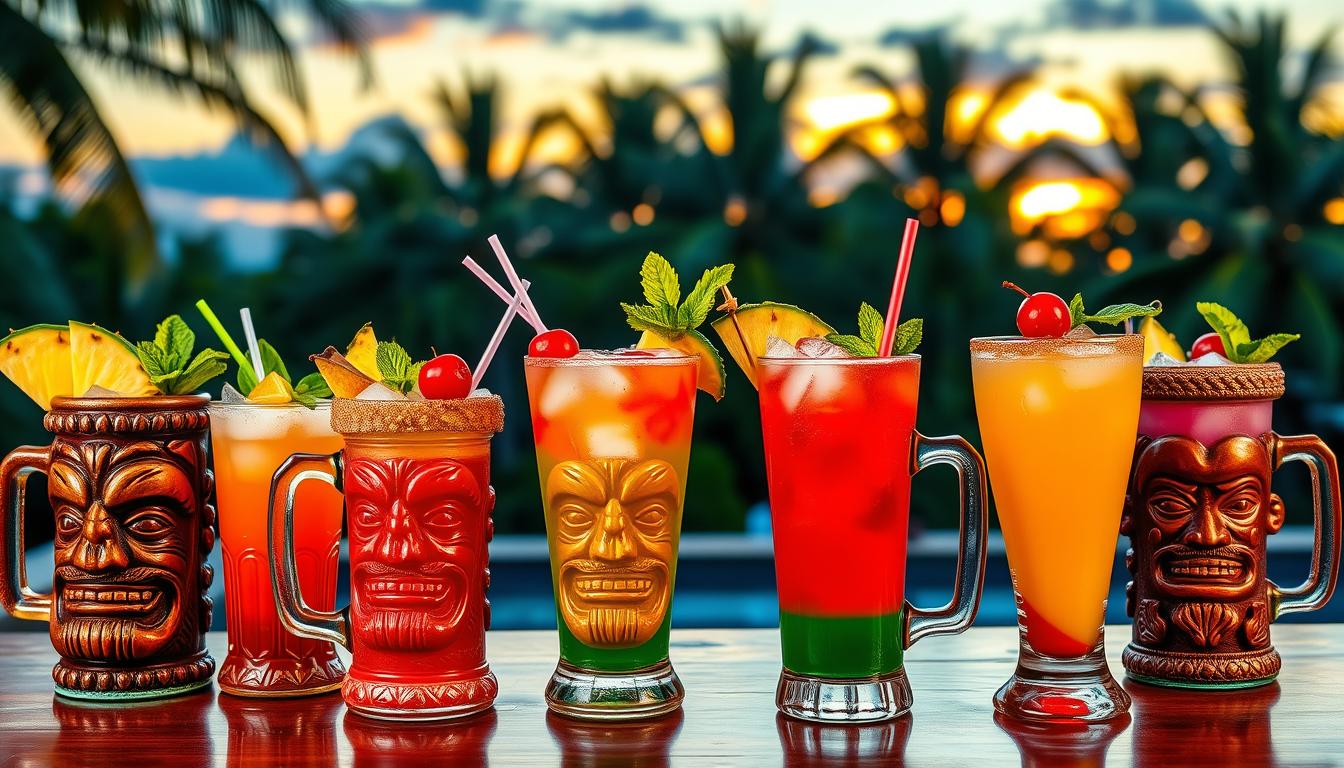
[1123, 364, 1341, 688]
[0, 396, 217, 700]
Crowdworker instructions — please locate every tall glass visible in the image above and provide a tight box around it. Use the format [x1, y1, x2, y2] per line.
[209, 402, 345, 697]
[970, 334, 1143, 722]
[524, 352, 697, 720]
[757, 355, 988, 722]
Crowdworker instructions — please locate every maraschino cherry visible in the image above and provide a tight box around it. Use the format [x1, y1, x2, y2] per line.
[1190, 332, 1225, 359]
[419, 353, 472, 399]
[1002, 281, 1071, 338]
[529, 329, 579, 358]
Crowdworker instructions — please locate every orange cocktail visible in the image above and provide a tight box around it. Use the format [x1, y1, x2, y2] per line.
[210, 402, 346, 697]
[971, 333, 1142, 722]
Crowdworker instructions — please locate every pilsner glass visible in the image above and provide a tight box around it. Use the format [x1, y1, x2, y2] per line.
[757, 355, 988, 722]
[970, 334, 1142, 722]
[209, 402, 345, 697]
[524, 351, 697, 720]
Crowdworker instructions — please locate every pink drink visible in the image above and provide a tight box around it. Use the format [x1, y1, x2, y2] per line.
[1138, 399, 1272, 444]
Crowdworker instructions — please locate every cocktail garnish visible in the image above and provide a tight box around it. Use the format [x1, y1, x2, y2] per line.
[826, 302, 922, 357]
[374, 340, 425, 394]
[1002, 282, 1071, 337]
[311, 346, 375, 397]
[345, 323, 382, 380]
[1195, 302, 1299, 363]
[711, 300, 834, 388]
[1189, 332, 1225, 359]
[1140, 316, 1185, 364]
[623, 251, 734, 400]
[133, 314, 230, 395]
[419, 353, 472, 400]
[529, 329, 580, 358]
[1066, 293, 1161, 330]
[195, 299, 331, 406]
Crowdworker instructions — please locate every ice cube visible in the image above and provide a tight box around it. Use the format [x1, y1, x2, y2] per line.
[796, 337, 851, 359]
[404, 390, 425, 401]
[764, 335, 801, 359]
[1065, 324, 1097, 338]
[82, 385, 125, 398]
[356, 382, 407, 400]
[1146, 352, 1184, 367]
[469, 388, 492, 398]
[1194, 352, 1232, 366]
[219, 384, 247, 403]
[778, 365, 847, 413]
[540, 366, 629, 418]
[583, 423, 640, 458]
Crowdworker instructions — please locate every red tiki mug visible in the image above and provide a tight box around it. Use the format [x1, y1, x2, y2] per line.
[1124, 364, 1342, 688]
[271, 396, 504, 720]
[0, 396, 216, 701]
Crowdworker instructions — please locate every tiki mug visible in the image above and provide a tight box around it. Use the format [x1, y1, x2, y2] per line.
[0, 396, 217, 700]
[1123, 364, 1342, 688]
[271, 396, 504, 721]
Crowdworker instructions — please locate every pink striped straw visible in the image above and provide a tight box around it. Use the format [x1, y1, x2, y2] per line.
[472, 279, 530, 390]
[487, 235, 547, 333]
[461, 256, 543, 333]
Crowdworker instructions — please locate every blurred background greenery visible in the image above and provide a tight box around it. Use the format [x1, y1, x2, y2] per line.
[1, 1, 1341, 537]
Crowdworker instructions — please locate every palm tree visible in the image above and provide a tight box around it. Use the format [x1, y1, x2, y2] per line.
[0, 0, 368, 295]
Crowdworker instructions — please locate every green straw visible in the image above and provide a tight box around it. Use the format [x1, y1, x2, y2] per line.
[196, 299, 257, 382]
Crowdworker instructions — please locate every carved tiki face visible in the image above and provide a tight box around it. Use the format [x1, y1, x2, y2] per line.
[547, 458, 679, 648]
[49, 437, 212, 663]
[346, 457, 488, 652]
[1124, 435, 1283, 651]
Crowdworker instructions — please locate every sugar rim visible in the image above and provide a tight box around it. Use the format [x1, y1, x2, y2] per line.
[757, 353, 921, 366]
[969, 333, 1144, 357]
[330, 394, 504, 434]
[523, 351, 697, 368]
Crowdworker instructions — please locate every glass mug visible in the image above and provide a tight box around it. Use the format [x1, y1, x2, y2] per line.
[1123, 362, 1341, 688]
[0, 395, 216, 700]
[758, 355, 988, 722]
[271, 396, 504, 720]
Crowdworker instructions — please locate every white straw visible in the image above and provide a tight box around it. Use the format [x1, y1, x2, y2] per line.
[473, 279, 529, 390]
[239, 308, 265, 382]
[487, 235, 547, 332]
[462, 256, 543, 332]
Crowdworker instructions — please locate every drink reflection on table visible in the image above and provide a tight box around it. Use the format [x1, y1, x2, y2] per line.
[546, 709, 684, 768]
[219, 690, 342, 767]
[995, 712, 1129, 768]
[776, 713, 912, 767]
[344, 708, 497, 767]
[50, 689, 215, 767]
[1128, 680, 1279, 767]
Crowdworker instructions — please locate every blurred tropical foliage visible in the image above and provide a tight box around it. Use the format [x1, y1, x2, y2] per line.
[2, 9, 1341, 534]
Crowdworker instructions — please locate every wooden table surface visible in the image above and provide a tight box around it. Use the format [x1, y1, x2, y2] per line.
[1, 625, 1341, 767]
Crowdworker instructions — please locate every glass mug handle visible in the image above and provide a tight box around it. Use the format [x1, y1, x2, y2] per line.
[901, 432, 989, 647]
[268, 451, 351, 648]
[0, 445, 54, 622]
[1268, 433, 1342, 618]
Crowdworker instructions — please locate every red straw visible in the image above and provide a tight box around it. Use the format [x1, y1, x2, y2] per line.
[878, 218, 921, 357]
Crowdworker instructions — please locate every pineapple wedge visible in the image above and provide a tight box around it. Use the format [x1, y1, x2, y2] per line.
[0, 324, 74, 409]
[70, 321, 155, 397]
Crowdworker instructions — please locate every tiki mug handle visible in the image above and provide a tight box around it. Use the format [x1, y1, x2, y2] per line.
[0, 445, 53, 622]
[1269, 433, 1342, 618]
[268, 451, 350, 648]
[902, 432, 989, 647]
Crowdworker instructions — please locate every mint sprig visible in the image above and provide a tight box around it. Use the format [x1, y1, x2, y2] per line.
[375, 340, 424, 394]
[621, 252, 734, 338]
[195, 299, 328, 407]
[826, 302, 922, 357]
[1069, 294, 1162, 329]
[134, 315, 230, 395]
[1196, 302, 1299, 363]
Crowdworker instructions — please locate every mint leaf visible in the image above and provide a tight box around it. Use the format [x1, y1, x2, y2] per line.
[376, 340, 413, 382]
[154, 315, 194, 372]
[1237, 333, 1301, 364]
[135, 341, 171, 380]
[640, 252, 680, 312]
[1082, 300, 1162, 326]
[857, 302, 885, 346]
[258, 339, 289, 382]
[679, 264, 735, 328]
[622, 302, 678, 335]
[405, 361, 425, 392]
[1196, 301, 1252, 361]
[893, 318, 923, 355]
[172, 349, 230, 394]
[294, 372, 333, 399]
[1068, 294, 1086, 328]
[825, 334, 876, 357]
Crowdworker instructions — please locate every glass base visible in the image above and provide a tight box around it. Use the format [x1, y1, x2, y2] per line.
[994, 632, 1130, 723]
[776, 668, 914, 723]
[217, 651, 346, 698]
[545, 658, 684, 721]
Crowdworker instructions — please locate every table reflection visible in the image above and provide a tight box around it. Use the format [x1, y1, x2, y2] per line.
[995, 712, 1129, 768]
[546, 709, 684, 768]
[1128, 681, 1279, 767]
[344, 708, 498, 767]
[776, 713, 912, 767]
[219, 690, 342, 767]
[51, 689, 215, 767]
